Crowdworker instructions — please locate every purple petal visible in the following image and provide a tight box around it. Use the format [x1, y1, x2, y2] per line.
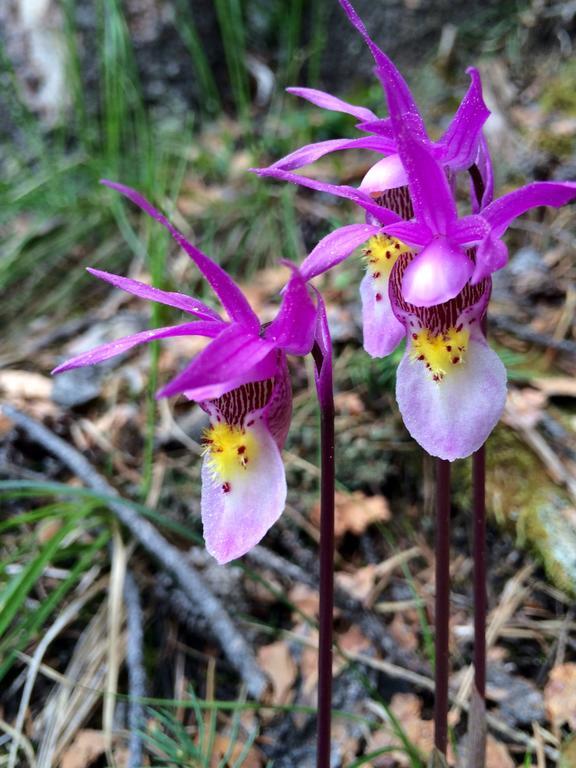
[264, 264, 317, 355]
[312, 290, 333, 410]
[338, 1, 426, 137]
[52, 321, 222, 374]
[448, 214, 490, 246]
[381, 221, 432, 248]
[359, 154, 408, 194]
[254, 168, 402, 225]
[401, 238, 473, 307]
[301, 223, 380, 280]
[87, 268, 222, 321]
[201, 421, 287, 563]
[359, 271, 405, 357]
[101, 181, 260, 333]
[481, 181, 576, 237]
[396, 335, 507, 460]
[355, 118, 394, 138]
[391, 126, 458, 233]
[471, 233, 509, 283]
[286, 86, 378, 122]
[267, 136, 396, 172]
[438, 68, 490, 170]
[470, 134, 494, 211]
[157, 324, 276, 400]
[185, 351, 281, 403]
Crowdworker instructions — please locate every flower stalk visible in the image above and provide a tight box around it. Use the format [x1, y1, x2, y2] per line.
[312, 337, 336, 768]
[470, 445, 487, 766]
[434, 458, 451, 756]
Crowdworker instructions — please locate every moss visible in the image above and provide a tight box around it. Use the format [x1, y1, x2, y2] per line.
[484, 428, 576, 596]
[540, 60, 576, 116]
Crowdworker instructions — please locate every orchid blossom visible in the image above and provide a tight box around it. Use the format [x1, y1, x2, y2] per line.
[254, 0, 491, 358]
[52, 182, 321, 564]
[376, 66, 576, 308]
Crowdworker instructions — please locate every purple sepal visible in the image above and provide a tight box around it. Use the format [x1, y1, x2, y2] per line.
[286, 86, 378, 123]
[156, 323, 276, 400]
[101, 181, 260, 333]
[51, 321, 223, 374]
[264, 264, 317, 355]
[266, 136, 396, 172]
[437, 67, 490, 170]
[301, 223, 380, 280]
[87, 268, 221, 321]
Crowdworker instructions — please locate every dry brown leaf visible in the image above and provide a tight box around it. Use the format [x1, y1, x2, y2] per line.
[211, 733, 263, 768]
[485, 735, 515, 768]
[534, 376, 576, 398]
[312, 491, 391, 539]
[287, 583, 319, 620]
[366, 694, 455, 767]
[504, 388, 547, 428]
[60, 729, 107, 768]
[0, 370, 53, 399]
[389, 611, 420, 653]
[334, 391, 364, 416]
[257, 641, 296, 707]
[544, 663, 576, 729]
[335, 564, 379, 603]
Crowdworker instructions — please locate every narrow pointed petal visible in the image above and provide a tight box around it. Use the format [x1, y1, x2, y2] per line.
[311, 292, 334, 410]
[355, 118, 394, 138]
[52, 321, 222, 374]
[402, 238, 473, 307]
[359, 154, 408, 193]
[338, 0, 426, 136]
[392, 126, 458, 232]
[301, 223, 380, 280]
[396, 336, 506, 460]
[471, 134, 494, 211]
[359, 271, 405, 357]
[381, 220, 432, 248]
[101, 181, 260, 333]
[87, 268, 222, 321]
[201, 422, 287, 563]
[254, 167, 402, 225]
[264, 265, 317, 355]
[438, 68, 490, 170]
[286, 86, 378, 122]
[481, 181, 576, 236]
[185, 352, 281, 403]
[157, 324, 276, 400]
[471, 233, 508, 283]
[267, 136, 396, 172]
[448, 214, 490, 246]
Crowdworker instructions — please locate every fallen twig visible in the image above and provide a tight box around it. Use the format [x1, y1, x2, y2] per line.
[490, 315, 576, 355]
[124, 570, 146, 768]
[1, 403, 268, 699]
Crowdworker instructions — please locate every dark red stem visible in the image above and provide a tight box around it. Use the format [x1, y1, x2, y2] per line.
[473, 445, 486, 697]
[313, 347, 335, 768]
[434, 458, 451, 756]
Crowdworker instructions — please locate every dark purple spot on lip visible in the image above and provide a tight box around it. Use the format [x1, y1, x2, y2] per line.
[375, 293, 383, 302]
[222, 482, 231, 493]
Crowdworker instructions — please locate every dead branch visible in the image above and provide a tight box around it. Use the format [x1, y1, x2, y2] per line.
[1, 403, 268, 700]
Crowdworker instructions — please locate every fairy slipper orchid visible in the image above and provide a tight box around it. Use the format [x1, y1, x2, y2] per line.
[388, 250, 506, 461]
[257, 0, 491, 207]
[52, 182, 320, 563]
[254, 0, 491, 359]
[379, 96, 576, 306]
